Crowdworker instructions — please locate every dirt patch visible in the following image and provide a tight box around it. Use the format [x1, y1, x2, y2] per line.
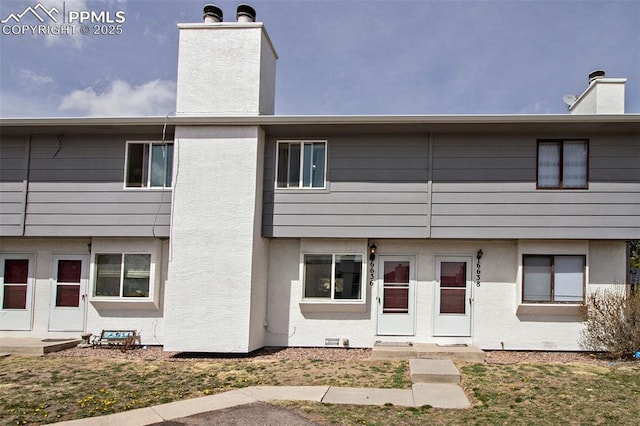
[47, 346, 373, 362]
[484, 350, 637, 366]
[50, 345, 637, 366]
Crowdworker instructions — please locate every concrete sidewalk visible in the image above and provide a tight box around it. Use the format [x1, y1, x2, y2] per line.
[57, 383, 470, 425]
[56, 359, 470, 425]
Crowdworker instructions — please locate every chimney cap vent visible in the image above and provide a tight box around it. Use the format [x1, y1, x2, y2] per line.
[237, 4, 256, 22]
[203, 4, 223, 23]
[588, 70, 606, 84]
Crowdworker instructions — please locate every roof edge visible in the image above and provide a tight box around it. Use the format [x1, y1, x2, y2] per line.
[1, 113, 640, 128]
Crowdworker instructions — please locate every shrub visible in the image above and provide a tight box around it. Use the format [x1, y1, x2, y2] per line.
[579, 287, 640, 359]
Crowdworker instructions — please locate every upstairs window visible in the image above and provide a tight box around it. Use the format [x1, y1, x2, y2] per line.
[303, 254, 363, 300]
[277, 141, 326, 188]
[523, 255, 585, 303]
[126, 142, 173, 188]
[537, 140, 588, 189]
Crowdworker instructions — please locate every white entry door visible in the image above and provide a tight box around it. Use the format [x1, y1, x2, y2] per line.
[434, 257, 472, 337]
[0, 255, 35, 331]
[49, 255, 88, 332]
[376, 256, 415, 336]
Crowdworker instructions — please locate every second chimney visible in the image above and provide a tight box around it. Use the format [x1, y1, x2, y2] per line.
[569, 70, 627, 114]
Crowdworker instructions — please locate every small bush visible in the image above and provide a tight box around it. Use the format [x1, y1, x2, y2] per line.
[579, 287, 640, 358]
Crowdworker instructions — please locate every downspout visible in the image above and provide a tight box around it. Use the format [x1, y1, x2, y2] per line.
[426, 132, 434, 238]
[21, 135, 32, 236]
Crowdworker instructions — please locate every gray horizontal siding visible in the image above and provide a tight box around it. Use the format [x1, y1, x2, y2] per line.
[0, 139, 27, 235]
[27, 203, 171, 215]
[0, 139, 27, 180]
[0, 185, 24, 233]
[430, 134, 640, 239]
[590, 140, 640, 182]
[431, 189, 639, 204]
[434, 215, 634, 228]
[270, 226, 428, 238]
[432, 203, 639, 215]
[1, 134, 172, 238]
[26, 214, 171, 226]
[22, 225, 170, 237]
[430, 227, 635, 239]
[264, 135, 429, 238]
[264, 132, 638, 240]
[432, 135, 535, 183]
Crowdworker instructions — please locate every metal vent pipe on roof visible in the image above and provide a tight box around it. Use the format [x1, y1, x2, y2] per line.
[203, 4, 223, 23]
[237, 4, 256, 22]
[588, 70, 605, 84]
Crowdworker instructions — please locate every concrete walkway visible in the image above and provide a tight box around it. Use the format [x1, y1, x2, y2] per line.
[57, 359, 471, 425]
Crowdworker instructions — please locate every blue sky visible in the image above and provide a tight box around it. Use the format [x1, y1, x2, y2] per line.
[1, 0, 638, 117]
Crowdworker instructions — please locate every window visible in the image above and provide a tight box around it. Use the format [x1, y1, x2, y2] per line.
[125, 142, 173, 188]
[94, 254, 151, 298]
[55, 260, 82, 307]
[304, 254, 363, 300]
[277, 141, 326, 188]
[537, 140, 588, 189]
[523, 255, 585, 303]
[2, 258, 30, 309]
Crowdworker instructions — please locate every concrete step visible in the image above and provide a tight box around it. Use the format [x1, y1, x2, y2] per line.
[409, 359, 460, 384]
[0, 338, 80, 356]
[372, 342, 485, 363]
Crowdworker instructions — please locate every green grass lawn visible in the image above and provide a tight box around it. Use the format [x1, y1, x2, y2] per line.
[1, 353, 639, 425]
[282, 362, 640, 425]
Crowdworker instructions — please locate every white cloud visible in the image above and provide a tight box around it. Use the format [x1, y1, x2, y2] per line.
[39, 0, 88, 48]
[17, 68, 54, 86]
[59, 79, 176, 116]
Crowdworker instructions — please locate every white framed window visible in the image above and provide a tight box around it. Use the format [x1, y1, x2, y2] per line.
[522, 255, 585, 303]
[93, 253, 151, 298]
[125, 141, 173, 188]
[537, 140, 588, 189]
[303, 254, 364, 301]
[276, 140, 326, 188]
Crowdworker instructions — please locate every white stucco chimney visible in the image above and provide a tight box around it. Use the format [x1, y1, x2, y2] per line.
[166, 4, 274, 353]
[568, 70, 626, 114]
[175, 4, 277, 115]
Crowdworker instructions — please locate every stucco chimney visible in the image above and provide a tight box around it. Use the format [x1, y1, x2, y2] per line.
[176, 4, 278, 115]
[569, 70, 626, 114]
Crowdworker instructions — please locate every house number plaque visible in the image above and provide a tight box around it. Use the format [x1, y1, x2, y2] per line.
[369, 260, 375, 286]
[476, 260, 481, 287]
